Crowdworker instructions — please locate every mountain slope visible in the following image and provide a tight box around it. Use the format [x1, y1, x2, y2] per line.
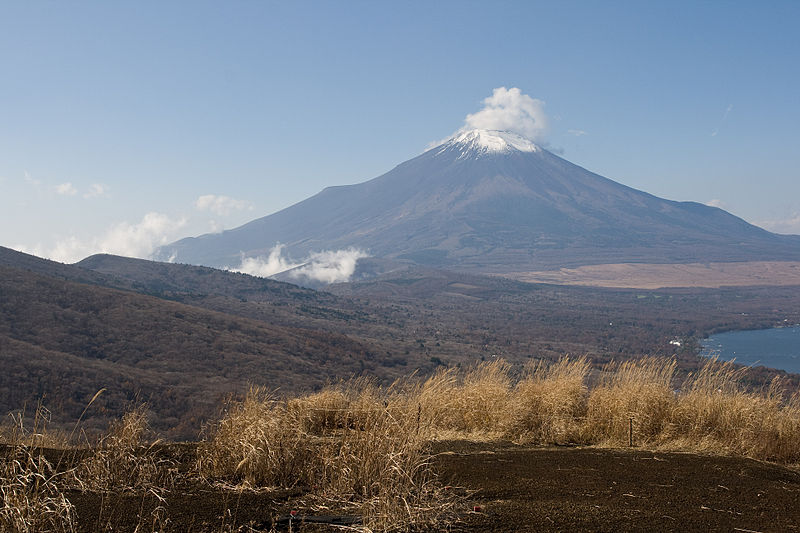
[155, 129, 800, 272]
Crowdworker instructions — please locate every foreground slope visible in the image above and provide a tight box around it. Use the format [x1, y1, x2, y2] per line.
[155, 129, 800, 272]
[21, 441, 800, 532]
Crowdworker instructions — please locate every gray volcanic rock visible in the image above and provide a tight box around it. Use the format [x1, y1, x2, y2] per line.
[154, 129, 800, 273]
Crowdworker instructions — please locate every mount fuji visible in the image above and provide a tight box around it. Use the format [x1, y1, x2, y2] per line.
[154, 129, 800, 277]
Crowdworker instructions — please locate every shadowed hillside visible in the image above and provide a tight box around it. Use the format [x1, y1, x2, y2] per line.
[0, 264, 398, 438]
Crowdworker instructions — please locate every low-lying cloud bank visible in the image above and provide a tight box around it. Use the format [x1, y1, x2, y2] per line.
[18, 212, 187, 264]
[231, 244, 368, 284]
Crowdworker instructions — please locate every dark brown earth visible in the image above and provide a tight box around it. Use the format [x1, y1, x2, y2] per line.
[434, 441, 800, 533]
[27, 441, 799, 532]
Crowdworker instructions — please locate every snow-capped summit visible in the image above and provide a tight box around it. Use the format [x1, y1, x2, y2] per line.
[441, 129, 541, 157]
[156, 126, 800, 277]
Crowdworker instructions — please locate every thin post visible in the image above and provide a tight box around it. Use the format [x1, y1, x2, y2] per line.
[629, 417, 633, 447]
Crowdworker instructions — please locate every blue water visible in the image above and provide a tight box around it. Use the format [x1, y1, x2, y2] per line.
[700, 326, 800, 374]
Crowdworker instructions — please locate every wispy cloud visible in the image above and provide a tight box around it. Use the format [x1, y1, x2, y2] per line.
[567, 129, 587, 137]
[55, 182, 78, 196]
[231, 244, 368, 284]
[711, 103, 734, 137]
[195, 194, 253, 216]
[83, 183, 109, 199]
[722, 103, 733, 121]
[705, 198, 726, 209]
[24, 171, 41, 187]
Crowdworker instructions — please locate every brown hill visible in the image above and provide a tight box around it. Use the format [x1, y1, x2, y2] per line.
[0, 263, 396, 438]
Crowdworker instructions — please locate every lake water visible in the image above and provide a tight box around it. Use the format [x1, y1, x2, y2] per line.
[700, 326, 800, 374]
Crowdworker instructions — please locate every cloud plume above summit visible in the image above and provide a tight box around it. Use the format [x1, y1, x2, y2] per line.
[462, 87, 549, 142]
[428, 87, 550, 149]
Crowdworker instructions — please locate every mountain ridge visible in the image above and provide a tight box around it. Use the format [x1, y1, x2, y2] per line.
[154, 129, 800, 275]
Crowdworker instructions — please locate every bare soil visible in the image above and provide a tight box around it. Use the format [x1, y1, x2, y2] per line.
[434, 441, 800, 532]
[24, 441, 798, 532]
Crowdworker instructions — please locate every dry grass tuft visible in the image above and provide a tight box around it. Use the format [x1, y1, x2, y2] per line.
[503, 357, 590, 444]
[198, 387, 319, 488]
[412, 361, 512, 437]
[198, 383, 458, 531]
[663, 358, 800, 462]
[1, 406, 75, 533]
[585, 358, 676, 445]
[72, 405, 174, 493]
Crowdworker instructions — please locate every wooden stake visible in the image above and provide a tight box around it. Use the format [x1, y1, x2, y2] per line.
[629, 417, 633, 447]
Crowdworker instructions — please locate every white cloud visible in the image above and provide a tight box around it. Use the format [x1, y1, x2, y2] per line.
[195, 194, 253, 216]
[98, 212, 188, 258]
[83, 183, 109, 199]
[428, 87, 551, 149]
[20, 212, 188, 263]
[757, 214, 800, 235]
[291, 248, 368, 284]
[230, 244, 303, 277]
[462, 87, 549, 142]
[231, 244, 368, 284]
[567, 129, 587, 137]
[706, 199, 726, 209]
[55, 182, 77, 196]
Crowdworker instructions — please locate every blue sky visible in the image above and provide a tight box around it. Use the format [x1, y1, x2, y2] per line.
[2, 1, 799, 262]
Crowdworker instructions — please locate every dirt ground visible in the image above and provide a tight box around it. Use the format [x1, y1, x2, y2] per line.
[27, 442, 800, 532]
[434, 441, 800, 532]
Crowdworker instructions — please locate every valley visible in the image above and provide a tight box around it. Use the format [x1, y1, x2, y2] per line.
[3, 245, 800, 439]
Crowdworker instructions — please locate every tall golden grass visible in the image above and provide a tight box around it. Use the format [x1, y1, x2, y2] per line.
[584, 358, 676, 445]
[198, 382, 457, 531]
[504, 357, 590, 444]
[1, 405, 75, 533]
[2, 402, 175, 533]
[71, 405, 175, 493]
[663, 359, 800, 462]
[4, 356, 800, 531]
[196, 356, 800, 530]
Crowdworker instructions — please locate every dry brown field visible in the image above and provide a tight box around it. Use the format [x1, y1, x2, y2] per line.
[506, 261, 800, 289]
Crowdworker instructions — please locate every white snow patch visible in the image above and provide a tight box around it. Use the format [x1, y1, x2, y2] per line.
[441, 129, 540, 158]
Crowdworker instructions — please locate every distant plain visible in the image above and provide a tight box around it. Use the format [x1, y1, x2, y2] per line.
[506, 260, 800, 289]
